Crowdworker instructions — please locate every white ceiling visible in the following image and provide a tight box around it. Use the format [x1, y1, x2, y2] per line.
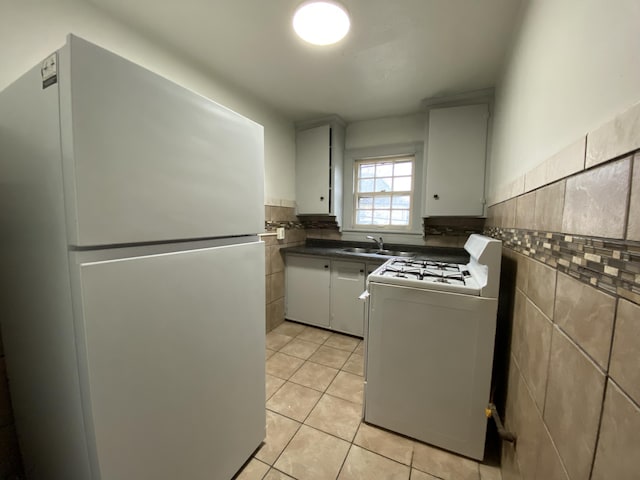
[85, 0, 523, 122]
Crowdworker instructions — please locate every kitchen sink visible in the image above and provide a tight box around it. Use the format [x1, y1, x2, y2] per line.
[342, 247, 378, 254]
[342, 247, 415, 257]
[375, 250, 415, 257]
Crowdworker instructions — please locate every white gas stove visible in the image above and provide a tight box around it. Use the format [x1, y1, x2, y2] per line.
[367, 234, 501, 298]
[368, 258, 480, 295]
[363, 234, 502, 460]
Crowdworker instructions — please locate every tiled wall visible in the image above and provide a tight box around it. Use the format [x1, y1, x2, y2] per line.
[487, 102, 640, 480]
[0, 332, 22, 477]
[263, 205, 306, 332]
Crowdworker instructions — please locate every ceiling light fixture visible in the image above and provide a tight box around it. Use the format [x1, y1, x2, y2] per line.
[293, 1, 351, 46]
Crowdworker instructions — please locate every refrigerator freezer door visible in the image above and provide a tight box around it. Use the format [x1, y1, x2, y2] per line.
[59, 35, 264, 247]
[75, 242, 265, 479]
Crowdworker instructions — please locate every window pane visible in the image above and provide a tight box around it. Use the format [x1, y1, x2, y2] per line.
[394, 161, 412, 176]
[376, 163, 393, 177]
[372, 210, 390, 225]
[374, 196, 391, 208]
[354, 155, 415, 229]
[358, 179, 375, 193]
[391, 210, 410, 225]
[393, 176, 412, 191]
[359, 164, 375, 178]
[356, 210, 373, 224]
[392, 195, 410, 208]
[375, 178, 392, 192]
[358, 196, 373, 209]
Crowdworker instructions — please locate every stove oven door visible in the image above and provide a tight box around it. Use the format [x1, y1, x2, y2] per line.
[364, 281, 497, 460]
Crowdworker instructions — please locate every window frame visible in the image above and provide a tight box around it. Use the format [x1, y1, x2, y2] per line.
[353, 155, 415, 230]
[342, 142, 425, 236]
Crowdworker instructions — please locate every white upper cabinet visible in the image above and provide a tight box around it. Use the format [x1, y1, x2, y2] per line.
[296, 125, 331, 214]
[424, 104, 489, 216]
[295, 117, 345, 225]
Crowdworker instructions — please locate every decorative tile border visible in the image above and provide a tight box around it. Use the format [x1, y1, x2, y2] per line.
[265, 220, 305, 231]
[485, 227, 640, 305]
[264, 205, 305, 231]
[296, 215, 340, 230]
[423, 216, 485, 237]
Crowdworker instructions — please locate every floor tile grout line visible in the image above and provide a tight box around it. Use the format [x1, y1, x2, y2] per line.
[264, 353, 364, 475]
[286, 368, 340, 394]
[274, 322, 361, 351]
[267, 399, 417, 472]
[271, 340, 355, 368]
[266, 390, 335, 476]
[264, 401, 478, 479]
[335, 442, 355, 479]
[265, 377, 286, 402]
[265, 414, 304, 474]
[266, 465, 299, 480]
[259, 415, 418, 479]
[267, 359, 363, 421]
[268, 361, 364, 402]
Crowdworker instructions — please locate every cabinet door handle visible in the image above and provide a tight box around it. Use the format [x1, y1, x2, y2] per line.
[433, 194, 439, 199]
[324, 265, 329, 269]
[359, 269, 364, 273]
[320, 196, 325, 201]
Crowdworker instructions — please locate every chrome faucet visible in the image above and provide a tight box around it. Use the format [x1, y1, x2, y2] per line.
[366, 235, 384, 251]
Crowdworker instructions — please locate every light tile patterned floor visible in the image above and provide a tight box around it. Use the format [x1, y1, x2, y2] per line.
[235, 321, 502, 480]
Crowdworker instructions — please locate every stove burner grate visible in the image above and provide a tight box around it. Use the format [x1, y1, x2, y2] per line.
[379, 265, 466, 285]
[391, 259, 461, 272]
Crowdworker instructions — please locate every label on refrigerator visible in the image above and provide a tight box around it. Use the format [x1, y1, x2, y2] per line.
[41, 53, 58, 89]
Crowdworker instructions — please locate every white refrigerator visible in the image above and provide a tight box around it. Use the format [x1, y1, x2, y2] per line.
[0, 35, 266, 479]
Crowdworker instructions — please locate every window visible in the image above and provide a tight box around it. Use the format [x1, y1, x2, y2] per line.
[354, 155, 414, 228]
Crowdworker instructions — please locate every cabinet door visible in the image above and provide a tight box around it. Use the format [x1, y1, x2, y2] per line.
[296, 125, 331, 214]
[285, 255, 330, 327]
[425, 104, 488, 216]
[330, 260, 366, 336]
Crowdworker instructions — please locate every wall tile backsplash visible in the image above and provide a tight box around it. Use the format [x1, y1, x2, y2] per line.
[627, 154, 640, 241]
[585, 101, 640, 168]
[608, 299, 640, 405]
[590, 380, 640, 479]
[532, 180, 565, 232]
[543, 327, 606, 480]
[553, 272, 615, 370]
[561, 156, 631, 239]
[263, 204, 306, 332]
[487, 102, 640, 480]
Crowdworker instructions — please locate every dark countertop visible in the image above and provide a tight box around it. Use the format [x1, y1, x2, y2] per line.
[280, 239, 469, 264]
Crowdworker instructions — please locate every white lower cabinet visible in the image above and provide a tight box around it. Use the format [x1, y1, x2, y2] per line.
[330, 260, 366, 336]
[285, 254, 382, 337]
[285, 255, 330, 328]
